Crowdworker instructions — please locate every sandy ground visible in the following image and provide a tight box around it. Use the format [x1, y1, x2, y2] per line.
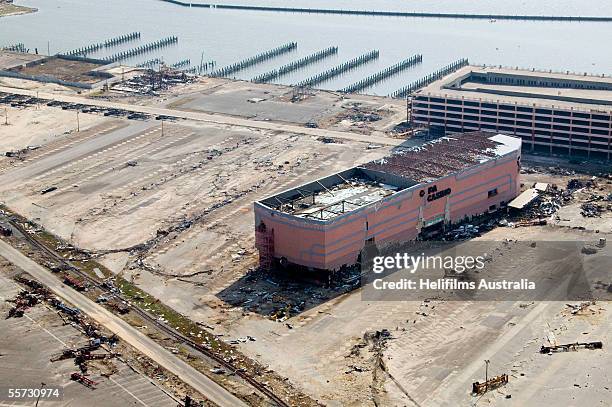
[0, 105, 105, 153]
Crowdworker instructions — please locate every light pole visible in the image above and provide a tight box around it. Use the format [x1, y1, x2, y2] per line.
[35, 382, 46, 407]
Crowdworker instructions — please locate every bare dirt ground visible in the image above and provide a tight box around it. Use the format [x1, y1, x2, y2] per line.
[0, 105, 106, 154]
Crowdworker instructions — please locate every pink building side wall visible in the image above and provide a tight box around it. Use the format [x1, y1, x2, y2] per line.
[254, 150, 521, 270]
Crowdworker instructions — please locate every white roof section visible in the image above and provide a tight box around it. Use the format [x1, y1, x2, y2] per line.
[508, 188, 540, 209]
[489, 134, 522, 157]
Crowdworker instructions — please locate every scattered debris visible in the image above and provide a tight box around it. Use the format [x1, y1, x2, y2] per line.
[41, 186, 58, 195]
[472, 374, 509, 395]
[70, 372, 98, 389]
[540, 341, 603, 354]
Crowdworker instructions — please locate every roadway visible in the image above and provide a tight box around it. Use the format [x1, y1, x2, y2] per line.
[0, 86, 404, 147]
[0, 239, 247, 407]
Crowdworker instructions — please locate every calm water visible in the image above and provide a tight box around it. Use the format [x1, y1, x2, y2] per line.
[1, 0, 611, 95]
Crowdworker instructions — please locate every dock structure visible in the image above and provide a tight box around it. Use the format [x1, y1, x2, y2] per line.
[340, 54, 422, 94]
[104, 37, 179, 63]
[210, 42, 298, 78]
[390, 58, 468, 98]
[295, 50, 380, 89]
[157, 1, 612, 22]
[64, 32, 141, 58]
[251, 46, 338, 83]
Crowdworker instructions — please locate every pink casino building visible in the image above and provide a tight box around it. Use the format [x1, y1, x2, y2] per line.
[254, 132, 521, 271]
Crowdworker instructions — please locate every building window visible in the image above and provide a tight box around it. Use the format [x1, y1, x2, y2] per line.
[488, 188, 498, 198]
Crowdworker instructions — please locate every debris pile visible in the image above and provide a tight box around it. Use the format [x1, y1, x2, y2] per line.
[540, 341, 603, 354]
[472, 374, 509, 395]
[220, 267, 359, 321]
[6, 288, 43, 318]
[581, 202, 603, 217]
[112, 68, 196, 95]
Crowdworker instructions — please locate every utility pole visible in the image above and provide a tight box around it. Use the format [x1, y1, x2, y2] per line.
[161, 120, 164, 137]
[484, 359, 490, 393]
[47, 41, 50, 56]
[4, 108, 7, 125]
[76, 111, 80, 132]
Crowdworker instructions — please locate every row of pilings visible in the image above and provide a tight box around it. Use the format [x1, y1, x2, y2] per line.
[104, 37, 179, 63]
[171, 59, 191, 69]
[251, 46, 338, 83]
[196, 60, 216, 74]
[295, 50, 380, 88]
[136, 58, 162, 69]
[390, 58, 469, 98]
[64, 32, 141, 57]
[340, 53, 423, 93]
[210, 42, 297, 77]
[1, 43, 27, 53]
[181, 67, 198, 74]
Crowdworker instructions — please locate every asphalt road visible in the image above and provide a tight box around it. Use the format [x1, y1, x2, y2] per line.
[0, 86, 403, 147]
[0, 239, 247, 407]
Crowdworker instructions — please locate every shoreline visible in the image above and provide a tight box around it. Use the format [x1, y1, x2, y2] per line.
[0, 3, 38, 18]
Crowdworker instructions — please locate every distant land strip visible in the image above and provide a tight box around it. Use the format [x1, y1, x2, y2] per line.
[158, 0, 612, 22]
